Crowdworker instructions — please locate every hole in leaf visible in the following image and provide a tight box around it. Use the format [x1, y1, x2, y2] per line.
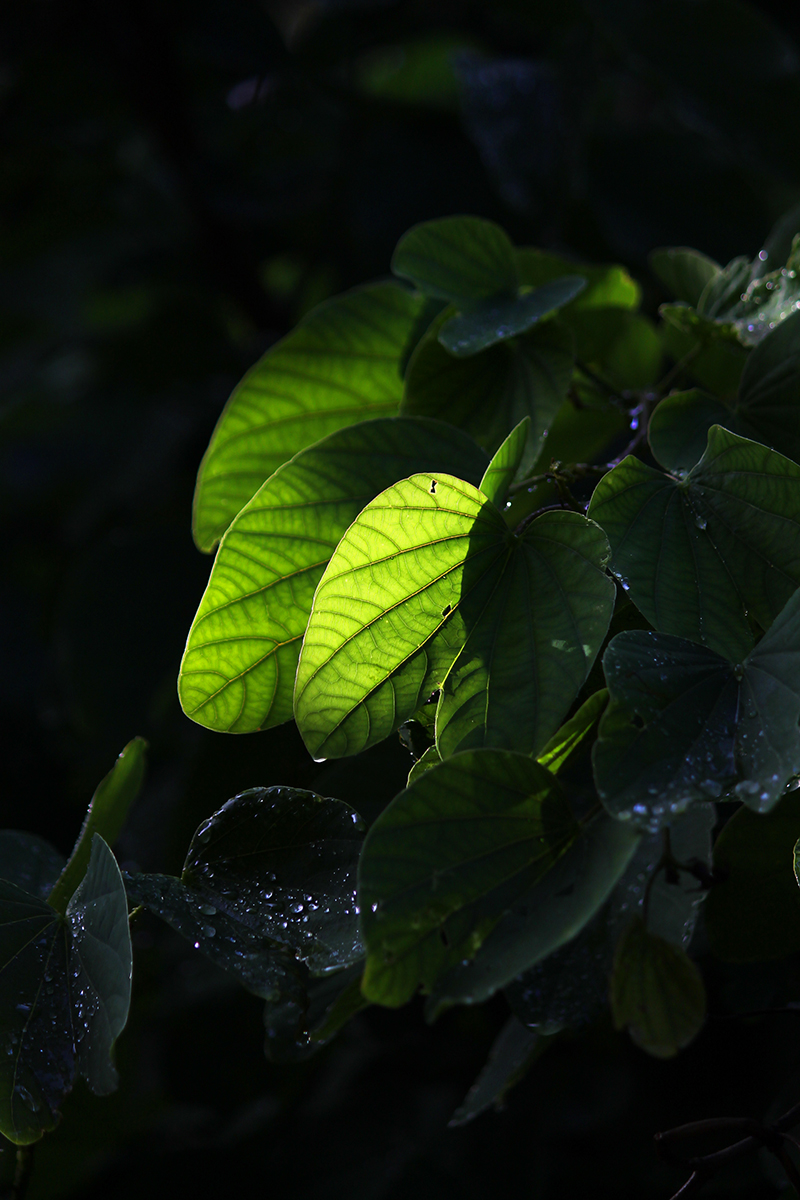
[439, 929, 449, 947]
[441, 605, 452, 617]
[631, 713, 646, 730]
[429, 480, 437, 494]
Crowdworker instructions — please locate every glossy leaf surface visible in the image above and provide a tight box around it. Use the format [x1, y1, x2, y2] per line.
[192, 283, 427, 551]
[588, 426, 800, 661]
[358, 750, 577, 1008]
[391, 215, 517, 302]
[610, 918, 706, 1058]
[179, 418, 488, 733]
[594, 591, 800, 830]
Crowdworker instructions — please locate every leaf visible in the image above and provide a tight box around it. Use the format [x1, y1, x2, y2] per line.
[649, 313, 800, 473]
[659, 315, 748, 398]
[536, 689, 608, 776]
[516, 248, 640, 310]
[0, 833, 65, 899]
[391, 215, 518, 303]
[435, 510, 614, 759]
[49, 738, 147, 914]
[610, 917, 706, 1058]
[438, 276, 585, 357]
[402, 316, 574, 474]
[179, 417, 489, 733]
[407, 744, 441, 784]
[587, 425, 800, 662]
[479, 419, 529, 507]
[358, 750, 578, 1008]
[263, 963, 367, 1063]
[192, 282, 428, 552]
[426, 806, 640, 1015]
[0, 835, 132, 1145]
[593, 590, 800, 829]
[129, 786, 365, 974]
[294, 474, 613, 760]
[649, 248, 721, 306]
[448, 1016, 547, 1127]
[705, 791, 800, 962]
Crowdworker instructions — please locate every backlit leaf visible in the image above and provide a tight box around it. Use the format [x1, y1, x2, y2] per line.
[478, 417, 530, 507]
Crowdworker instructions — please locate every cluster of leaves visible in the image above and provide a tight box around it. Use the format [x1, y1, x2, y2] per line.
[6, 210, 800, 1151]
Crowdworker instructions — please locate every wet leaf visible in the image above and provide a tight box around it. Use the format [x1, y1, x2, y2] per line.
[192, 282, 428, 551]
[610, 917, 706, 1058]
[0, 833, 65, 900]
[0, 835, 131, 1145]
[358, 750, 578, 1007]
[391, 215, 518, 303]
[593, 590, 800, 830]
[438, 276, 585, 357]
[705, 791, 800, 962]
[294, 473, 613, 761]
[448, 1015, 547, 1127]
[402, 317, 574, 474]
[649, 247, 721, 306]
[588, 425, 800, 662]
[263, 963, 367, 1063]
[49, 738, 147, 914]
[179, 417, 488, 733]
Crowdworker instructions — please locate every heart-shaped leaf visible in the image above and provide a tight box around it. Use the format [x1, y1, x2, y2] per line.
[391, 215, 518, 302]
[438, 276, 585, 357]
[179, 417, 488, 733]
[0, 835, 131, 1145]
[587, 425, 800, 661]
[358, 750, 578, 1008]
[649, 247, 721, 306]
[593, 589, 800, 830]
[192, 282, 429, 552]
[294, 474, 614, 761]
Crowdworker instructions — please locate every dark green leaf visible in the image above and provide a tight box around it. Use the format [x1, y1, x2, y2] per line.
[391, 216, 517, 303]
[448, 1016, 547, 1127]
[179, 417, 488, 733]
[358, 750, 578, 1007]
[478, 418, 530, 507]
[192, 282, 428, 552]
[649, 247, 721, 306]
[648, 389, 732, 474]
[49, 738, 147, 914]
[402, 317, 574, 474]
[438, 277, 585, 357]
[263, 963, 367, 1063]
[610, 917, 706, 1058]
[659, 316, 748, 398]
[0, 834, 65, 900]
[536, 689, 608, 776]
[705, 791, 800, 962]
[593, 590, 800, 829]
[588, 425, 800, 661]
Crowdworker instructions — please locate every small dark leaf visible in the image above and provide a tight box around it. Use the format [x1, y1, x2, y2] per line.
[438, 277, 585, 357]
[448, 1016, 547, 1127]
[0, 833, 65, 900]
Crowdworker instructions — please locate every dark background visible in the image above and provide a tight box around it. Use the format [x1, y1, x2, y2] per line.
[4, 1, 800, 1195]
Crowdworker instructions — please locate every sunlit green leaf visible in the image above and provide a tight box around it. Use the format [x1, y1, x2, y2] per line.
[478, 418, 530, 507]
[294, 475, 613, 761]
[49, 738, 147, 914]
[610, 917, 706, 1058]
[192, 282, 429, 551]
[588, 425, 800, 661]
[536, 689, 608, 776]
[649, 247, 721, 306]
[438, 276, 585, 357]
[179, 417, 488, 733]
[705, 791, 800, 962]
[402, 315, 574, 474]
[593, 590, 800, 829]
[358, 750, 578, 1007]
[391, 215, 518, 302]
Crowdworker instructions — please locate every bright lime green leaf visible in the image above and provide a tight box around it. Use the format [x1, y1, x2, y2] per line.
[192, 282, 428, 551]
[435, 511, 614, 759]
[649, 247, 721, 306]
[294, 478, 613, 762]
[294, 473, 507, 760]
[479, 417, 530, 506]
[426, 807, 639, 1015]
[610, 917, 705, 1058]
[516, 248, 640, 310]
[179, 417, 488, 733]
[705, 791, 800, 963]
[438, 276, 585, 357]
[449, 1016, 548, 1127]
[358, 750, 578, 1007]
[49, 738, 147, 915]
[588, 426, 800, 661]
[402, 317, 574, 474]
[391, 216, 518, 303]
[537, 689, 609, 776]
[0, 836, 131, 1145]
[593, 591, 800, 829]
